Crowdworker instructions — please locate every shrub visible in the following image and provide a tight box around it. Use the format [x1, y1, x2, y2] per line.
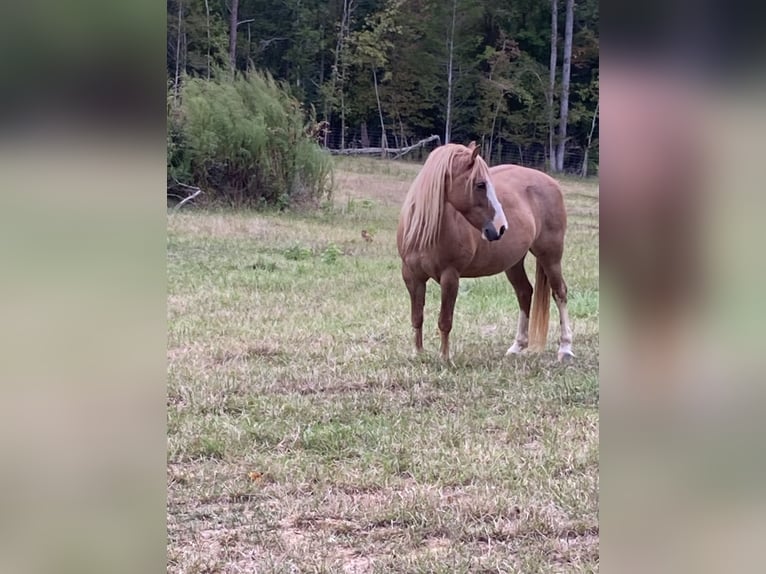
[168, 71, 333, 207]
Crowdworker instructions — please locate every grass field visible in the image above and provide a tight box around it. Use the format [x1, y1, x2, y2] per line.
[167, 156, 599, 573]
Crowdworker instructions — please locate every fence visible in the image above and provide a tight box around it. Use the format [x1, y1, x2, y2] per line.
[319, 127, 597, 176]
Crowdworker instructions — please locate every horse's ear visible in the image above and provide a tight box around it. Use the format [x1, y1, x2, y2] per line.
[470, 143, 480, 161]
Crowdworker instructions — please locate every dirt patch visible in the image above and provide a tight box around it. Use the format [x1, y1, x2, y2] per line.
[342, 554, 374, 574]
[168, 213, 278, 241]
[549, 530, 600, 569]
[278, 516, 382, 573]
[293, 379, 371, 396]
[335, 172, 409, 207]
[212, 343, 284, 365]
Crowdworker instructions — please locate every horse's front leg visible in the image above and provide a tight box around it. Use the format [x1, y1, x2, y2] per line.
[403, 266, 427, 354]
[438, 269, 460, 363]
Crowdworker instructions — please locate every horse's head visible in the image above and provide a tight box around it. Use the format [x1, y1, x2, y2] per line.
[446, 143, 508, 241]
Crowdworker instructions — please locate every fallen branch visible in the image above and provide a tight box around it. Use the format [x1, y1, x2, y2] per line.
[171, 181, 204, 211]
[329, 147, 391, 156]
[392, 135, 441, 159]
[328, 135, 441, 158]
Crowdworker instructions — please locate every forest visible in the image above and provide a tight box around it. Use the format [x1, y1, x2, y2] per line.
[167, 0, 598, 204]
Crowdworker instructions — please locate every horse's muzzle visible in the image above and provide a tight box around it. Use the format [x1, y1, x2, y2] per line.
[482, 223, 506, 241]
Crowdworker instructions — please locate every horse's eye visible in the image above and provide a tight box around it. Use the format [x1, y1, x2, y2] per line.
[477, 182, 487, 190]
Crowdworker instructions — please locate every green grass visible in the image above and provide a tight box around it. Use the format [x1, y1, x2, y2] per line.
[167, 157, 599, 573]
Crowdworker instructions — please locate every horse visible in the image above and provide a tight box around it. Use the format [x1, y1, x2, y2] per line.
[396, 142, 573, 363]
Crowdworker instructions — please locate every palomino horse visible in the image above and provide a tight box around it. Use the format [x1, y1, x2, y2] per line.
[396, 142, 573, 362]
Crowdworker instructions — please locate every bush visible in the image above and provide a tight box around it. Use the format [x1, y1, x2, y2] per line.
[168, 71, 333, 207]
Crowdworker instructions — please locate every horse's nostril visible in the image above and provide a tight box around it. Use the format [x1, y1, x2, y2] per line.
[499, 225, 506, 237]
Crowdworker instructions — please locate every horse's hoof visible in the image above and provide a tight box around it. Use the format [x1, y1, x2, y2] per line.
[557, 350, 575, 363]
[506, 343, 527, 356]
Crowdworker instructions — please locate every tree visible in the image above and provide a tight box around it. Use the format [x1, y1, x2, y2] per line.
[377, 0, 443, 144]
[476, 35, 516, 162]
[555, 0, 574, 172]
[444, 0, 457, 143]
[548, 0, 558, 171]
[174, 0, 183, 100]
[581, 97, 598, 176]
[349, 0, 403, 154]
[229, 0, 239, 70]
[321, 0, 357, 149]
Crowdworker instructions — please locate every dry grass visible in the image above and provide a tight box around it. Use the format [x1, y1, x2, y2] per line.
[167, 157, 599, 573]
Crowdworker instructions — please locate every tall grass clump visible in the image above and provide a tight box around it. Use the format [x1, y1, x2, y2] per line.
[168, 71, 333, 207]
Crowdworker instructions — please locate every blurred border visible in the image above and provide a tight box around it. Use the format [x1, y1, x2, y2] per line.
[0, 2, 167, 573]
[602, 0, 766, 571]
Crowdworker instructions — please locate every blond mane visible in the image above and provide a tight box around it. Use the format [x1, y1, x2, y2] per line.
[399, 143, 491, 254]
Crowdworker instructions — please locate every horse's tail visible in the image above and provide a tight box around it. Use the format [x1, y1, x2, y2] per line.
[528, 258, 550, 352]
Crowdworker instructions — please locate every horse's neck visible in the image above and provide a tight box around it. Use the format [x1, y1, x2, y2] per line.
[438, 203, 479, 252]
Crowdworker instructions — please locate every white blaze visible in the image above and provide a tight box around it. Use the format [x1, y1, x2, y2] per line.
[486, 179, 508, 232]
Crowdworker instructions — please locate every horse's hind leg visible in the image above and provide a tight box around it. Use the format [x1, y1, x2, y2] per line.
[505, 257, 533, 355]
[536, 252, 574, 361]
[403, 266, 427, 354]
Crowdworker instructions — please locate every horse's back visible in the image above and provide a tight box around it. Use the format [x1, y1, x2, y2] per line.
[490, 164, 567, 241]
[490, 164, 563, 207]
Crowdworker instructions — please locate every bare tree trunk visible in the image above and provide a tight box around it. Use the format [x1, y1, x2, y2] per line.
[332, 1, 348, 83]
[343, 2, 356, 150]
[488, 99, 501, 164]
[204, 0, 211, 79]
[330, 0, 353, 149]
[328, 12, 344, 133]
[174, 0, 183, 101]
[555, 0, 574, 172]
[373, 67, 388, 156]
[340, 90, 346, 149]
[319, 29, 325, 87]
[247, 23, 252, 69]
[485, 39, 503, 165]
[229, 0, 239, 71]
[183, 31, 188, 77]
[548, 0, 558, 172]
[319, 28, 329, 144]
[581, 99, 599, 177]
[444, 0, 457, 144]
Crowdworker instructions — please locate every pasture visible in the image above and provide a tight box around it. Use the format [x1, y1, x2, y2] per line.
[167, 156, 599, 573]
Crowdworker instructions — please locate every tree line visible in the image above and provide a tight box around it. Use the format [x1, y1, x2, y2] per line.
[167, 0, 598, 203]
